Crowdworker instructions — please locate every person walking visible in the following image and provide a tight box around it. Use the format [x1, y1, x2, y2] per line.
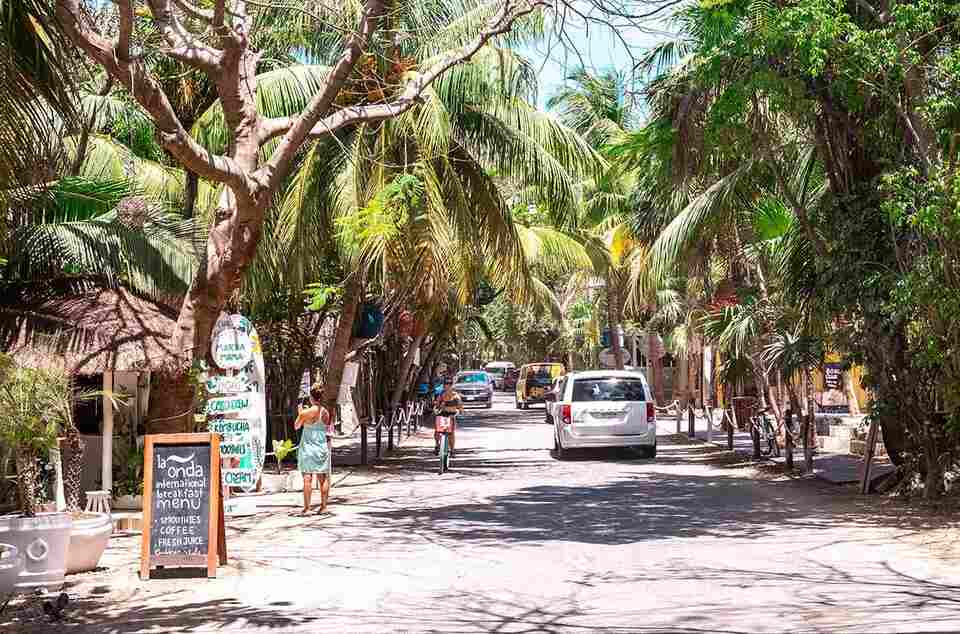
[293, 383, 331, 515]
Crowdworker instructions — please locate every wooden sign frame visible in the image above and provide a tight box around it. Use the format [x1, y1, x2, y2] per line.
[140, 433, 227, 580]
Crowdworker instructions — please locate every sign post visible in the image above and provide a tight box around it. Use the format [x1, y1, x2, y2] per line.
[207, 314, 267, 513]
[140, 433, 225, 579]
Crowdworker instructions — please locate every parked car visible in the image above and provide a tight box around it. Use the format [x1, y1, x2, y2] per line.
[546, 370, 657, 459]
[545, 376, 565, 424]
[484, 361, 516, 391]
[453, 370, 494, 408]
[503, 369, 519, 392]
[515, 362, 565, 409]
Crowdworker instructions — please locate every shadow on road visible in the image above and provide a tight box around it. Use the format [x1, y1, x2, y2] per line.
[6, 596, 319, 633]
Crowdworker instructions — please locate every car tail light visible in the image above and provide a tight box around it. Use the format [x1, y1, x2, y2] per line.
[646, 402, 655, 424]
[561, 404, 572, 425]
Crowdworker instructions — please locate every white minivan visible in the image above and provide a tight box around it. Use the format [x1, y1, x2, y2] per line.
[484, 361, 515, 391]
[546, 370, 657, 459]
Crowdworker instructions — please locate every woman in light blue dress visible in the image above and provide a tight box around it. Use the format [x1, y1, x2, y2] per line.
[293, 384, 330, 515]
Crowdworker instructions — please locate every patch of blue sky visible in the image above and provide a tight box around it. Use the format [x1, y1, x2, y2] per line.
[519, 4, 676, 110]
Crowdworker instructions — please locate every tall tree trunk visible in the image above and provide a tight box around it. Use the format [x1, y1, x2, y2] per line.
[803, 371, 816, 472]
[414, 338, 438, 389]
[389, 332, 427, 416]
[687, 336, 698, 410]
[648, 334, 665, 403]
[321, 277, 363, 416]
[15, 450, 38, 517]
[606, 276, 624, 370]
[64, 425, 84, 512]
[676, 350, 689, 407]
[751, 371, 766, 458]
[146, 370, 196, 434]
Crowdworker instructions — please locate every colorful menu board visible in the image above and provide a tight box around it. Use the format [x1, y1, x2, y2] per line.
[207, 314, 267, 492]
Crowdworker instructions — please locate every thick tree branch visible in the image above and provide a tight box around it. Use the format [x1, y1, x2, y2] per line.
[213, 0, 227, 26]
[144, 0, 224, 70]
[171, 0, 214, 22]
[258, 0, 547, 189]
[57, 0, 245, 187]
[117, 0, 133, 61]
[256, 0, 389, 187]
[307, 0, 546, 133]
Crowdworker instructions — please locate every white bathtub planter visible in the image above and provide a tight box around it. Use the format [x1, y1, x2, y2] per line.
[66, 512, 112, 575]
[0, 512, 73, 591]
[0, 361, 89, 591]
[0, 544, 24, 594]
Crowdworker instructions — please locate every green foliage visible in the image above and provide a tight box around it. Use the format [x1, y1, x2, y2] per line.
[0, 356, 73, 515]
[303, 283, 343, 313]
[628, 0, 960, 492]
[0, 356, 69, 455]
[336, 174, 423, 256]
[113, 443, 145, 497]
[272, 438, 296, 473]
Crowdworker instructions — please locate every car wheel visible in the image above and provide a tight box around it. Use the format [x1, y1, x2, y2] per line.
[637, 444, 656, 459]
[554, 431, 567, 459]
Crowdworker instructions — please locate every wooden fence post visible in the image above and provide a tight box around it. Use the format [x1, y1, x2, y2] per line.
[360, 422, 368, 466]
[387, 411, 395, 452]
[785, 408, 794, 470]
[727, 410, 734, 451]
[859, 417, 879, 494]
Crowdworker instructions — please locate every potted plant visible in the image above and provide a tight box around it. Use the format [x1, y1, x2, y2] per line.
[62, 389, 122, 574]
[112, 443, 144, 510]
[261, 439, 297, 492]
[0, 356, 74, 590]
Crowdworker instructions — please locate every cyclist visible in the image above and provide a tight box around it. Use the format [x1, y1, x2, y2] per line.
[434, 376, 463, 456]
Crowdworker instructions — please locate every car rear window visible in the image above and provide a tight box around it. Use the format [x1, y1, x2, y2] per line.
[572, 378, 648, 402]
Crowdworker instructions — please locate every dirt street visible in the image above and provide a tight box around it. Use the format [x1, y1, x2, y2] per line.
[5, 392, 959, 633]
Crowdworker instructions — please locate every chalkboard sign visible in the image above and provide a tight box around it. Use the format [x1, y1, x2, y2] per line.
[140, 433, 225, 579]
[824, 363, 843, 391]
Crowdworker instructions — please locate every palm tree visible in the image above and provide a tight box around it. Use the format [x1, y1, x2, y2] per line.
[0, 0, 78, 197]
[546, 67, 640, 371]
[546, 68, 634, 150]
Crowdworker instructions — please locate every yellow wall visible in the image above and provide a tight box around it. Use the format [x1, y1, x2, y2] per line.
[811, 352, 870, 410]
[712, 350, 870, 410]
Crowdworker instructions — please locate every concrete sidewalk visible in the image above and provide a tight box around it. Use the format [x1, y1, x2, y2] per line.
[658, 412, 895, 485]
[328, 416, 429, 466]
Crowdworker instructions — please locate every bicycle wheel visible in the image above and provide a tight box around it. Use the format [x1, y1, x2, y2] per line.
[439, 434, 448, 474]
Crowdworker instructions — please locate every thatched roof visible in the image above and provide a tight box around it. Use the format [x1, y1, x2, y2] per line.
[0, 284, 182, 375]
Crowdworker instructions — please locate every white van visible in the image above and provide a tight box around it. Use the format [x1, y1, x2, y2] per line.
[484, 361, 516, 391]
[547, 370, 657, 459]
